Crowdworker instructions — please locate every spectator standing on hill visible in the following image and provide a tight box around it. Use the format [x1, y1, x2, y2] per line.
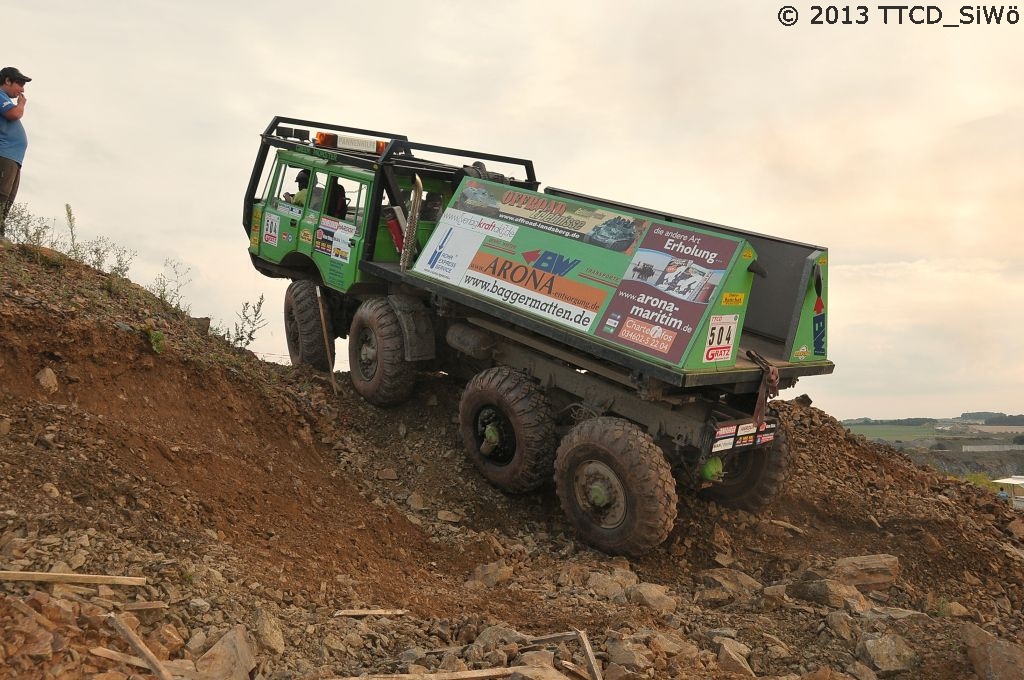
[0, 66, 32, 239]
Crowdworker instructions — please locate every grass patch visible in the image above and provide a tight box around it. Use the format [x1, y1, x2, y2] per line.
[845, 423, 939, 441]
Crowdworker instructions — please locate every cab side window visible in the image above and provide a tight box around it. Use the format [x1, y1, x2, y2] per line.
[324, 176, 366, 226]
[271, 166, 310, 208]
[308, 172, 326, 212]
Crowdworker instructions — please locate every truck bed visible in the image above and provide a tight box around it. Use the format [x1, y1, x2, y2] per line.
[361, 260, 832, 393]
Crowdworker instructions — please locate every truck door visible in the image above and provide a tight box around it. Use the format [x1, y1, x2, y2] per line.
[254, 164, 309, 263]
[306, 173, 368, 292]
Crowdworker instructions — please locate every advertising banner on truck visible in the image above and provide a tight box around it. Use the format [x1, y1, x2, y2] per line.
[412, 179, 749, 368]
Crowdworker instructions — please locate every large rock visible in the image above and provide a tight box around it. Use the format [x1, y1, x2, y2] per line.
[625, 582, 678, 614]
[474, 625, 530, 652]
[700, 568, 763, 595]
[789, 579, 871, 613]
[468, 559, 513, 587]
[698, 567, 763, 605]
[832, 554, 900, 591]
[605, 635, 653, 670]
[961, 622, 1024, 680]
[253, 608, 285, 655]
[588, 572, 625, 601]
[855, 633, 919, 676]
[35, 367, 58, 393]
[195, 625, 257, 680]
[716, 637, 755, 677]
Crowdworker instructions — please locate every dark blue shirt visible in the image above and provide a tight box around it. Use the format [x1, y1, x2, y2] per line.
[0, 92, 28, 165]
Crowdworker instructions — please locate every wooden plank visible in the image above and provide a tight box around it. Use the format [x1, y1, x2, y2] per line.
[331, 608, 409, 617]
[106, 613, 175, 680]
[527, 631, 580, 646]
[573, 628, 603, 680]
[121, 600, 169, 611]
[0, 570, 147, 586]
[324, 667, 523, 679]
[555, 660, 592, 680]
[5, 595, 58, 631]
[90, 647, 198, 678]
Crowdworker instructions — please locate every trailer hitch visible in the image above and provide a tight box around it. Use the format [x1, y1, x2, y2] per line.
[746, 349, 780, 427]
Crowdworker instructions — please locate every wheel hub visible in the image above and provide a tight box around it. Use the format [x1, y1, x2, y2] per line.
[476, 407, 515, 464]
[357, 330, 378, 378]
[480, 423, 501, 455]
[574, 460, 626, 529]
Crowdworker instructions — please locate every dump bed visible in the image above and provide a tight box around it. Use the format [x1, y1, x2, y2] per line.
[387, 178, 833, 389]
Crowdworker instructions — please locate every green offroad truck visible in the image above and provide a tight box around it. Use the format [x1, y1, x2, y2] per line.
[244, 116, 835, 556]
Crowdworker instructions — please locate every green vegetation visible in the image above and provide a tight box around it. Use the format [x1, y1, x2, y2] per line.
[146, 328, 166, 355]
[985, 414, 1024, 425]
[844, 423, 938, 441]
[147, 258, 193, 315]
[4, 202, 269, 351]
[220, 294, 268, 350]
[961, 472, 999, 491]
[4, 202, 136, 277]
[961, 411, 1004, 421]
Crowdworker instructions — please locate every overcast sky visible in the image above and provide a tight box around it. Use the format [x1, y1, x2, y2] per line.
[7, 1, 1022, 419]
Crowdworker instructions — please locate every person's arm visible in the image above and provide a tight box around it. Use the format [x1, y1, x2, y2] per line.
[2, 94, 26, 121]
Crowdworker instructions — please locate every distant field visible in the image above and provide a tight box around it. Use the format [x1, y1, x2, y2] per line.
[845, 424, 939, 441]
[973, 425, 1024, 434]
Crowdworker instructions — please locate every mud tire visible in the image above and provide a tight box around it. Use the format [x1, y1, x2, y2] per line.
[348, 298, 415, 407]
[554, 417, 677, 556]
[284, 280, 334, 372]
[459, 367, 557, 493]
[700, 424, 791, 512]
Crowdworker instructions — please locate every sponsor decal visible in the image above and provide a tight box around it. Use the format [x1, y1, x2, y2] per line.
[468, 252, 606, 312]
[300, 229, 313, 244]
[812, 266, 827, 357]
[500, 190, 568, 216]
[250, 233, 258, 249]
[737, 423, 757, 436]
[616, 317, 676, 355]
[428, 227, 454, 269]
[813, 300, 827, 357]
[331, 229, 352, 262]
[520, 249, 581, 276]
[712, 437, 734, 452]
[722, 292, 745, 306]
[314, 228, 334, 255]
[262, 214, 280, 247]
[756, 433, 776, 445]
[601, 313, 622, 334]
[715, 424, 738, 438]
[736, 435, 755, 447]
[276, 201, 301, 218]
[741, 248, 754, 259]
[703, 314, 739, 363]
[794, 345, 810, 361]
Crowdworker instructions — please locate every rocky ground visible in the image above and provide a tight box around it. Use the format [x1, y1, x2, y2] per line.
[2, 239, 1024, 680]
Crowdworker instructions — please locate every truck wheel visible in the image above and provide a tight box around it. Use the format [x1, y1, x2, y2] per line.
[555, 417, 678, 556]
[459, 367, 556, 493]
[348, 298, 415, 406]
[284, 280, 334, 372]
[700, 425, 791, 512]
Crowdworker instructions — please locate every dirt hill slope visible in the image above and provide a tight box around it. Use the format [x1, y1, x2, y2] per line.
[1, 240, 1023, 680]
